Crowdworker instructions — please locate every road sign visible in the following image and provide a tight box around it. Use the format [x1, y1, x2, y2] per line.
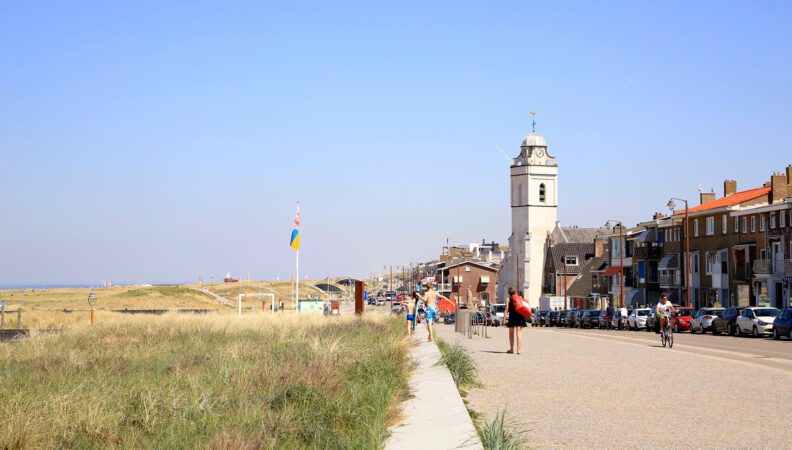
[88, 292, 97, 306]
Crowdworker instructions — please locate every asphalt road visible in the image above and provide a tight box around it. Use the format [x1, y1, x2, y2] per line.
[434, 323, 792, 449]
[550, 325, 792, 373]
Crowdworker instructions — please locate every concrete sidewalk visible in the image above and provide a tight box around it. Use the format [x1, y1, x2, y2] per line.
[386, 322, 482, 450]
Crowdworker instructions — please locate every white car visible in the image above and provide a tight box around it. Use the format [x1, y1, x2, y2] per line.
[628, 308, 650, 330]
[690, 308, 724, 334]
[736, 307, 780, 337]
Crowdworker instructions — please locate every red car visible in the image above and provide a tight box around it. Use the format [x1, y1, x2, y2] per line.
[673, 307, 695, 332]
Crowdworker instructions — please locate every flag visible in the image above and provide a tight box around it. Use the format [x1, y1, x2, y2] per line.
[290, 205, 300, 251]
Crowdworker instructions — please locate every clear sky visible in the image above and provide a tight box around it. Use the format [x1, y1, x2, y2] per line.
[2, 1, 791, 286]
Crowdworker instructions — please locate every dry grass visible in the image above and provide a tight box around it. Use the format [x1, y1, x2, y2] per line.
[0, 286, 222, 311]
[0, 313, 411, 449]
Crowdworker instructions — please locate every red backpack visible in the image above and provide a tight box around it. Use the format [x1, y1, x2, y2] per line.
[513, 295, 533, 318]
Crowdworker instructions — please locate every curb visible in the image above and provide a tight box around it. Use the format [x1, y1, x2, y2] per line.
[386, 324, 483, 450]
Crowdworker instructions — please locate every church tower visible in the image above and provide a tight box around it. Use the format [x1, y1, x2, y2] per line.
[498, 122, 558, 306]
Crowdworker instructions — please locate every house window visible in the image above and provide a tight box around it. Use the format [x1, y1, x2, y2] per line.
[742, 217, 747, 233]
[760, 215, 766, 232]
[782, 211, 787, 228]
[694, 219, 699, 237]
[564, 256, 578, 266]
[706, 217, 714, 236]
[722, 215, 728, 234]
[751, 216, 756, 233]
[734, 217, 739, 234]
[770, 213, 776, 229]
[539, 184, 546, 203]
[705, 253, 714, 275]
[691, 254, 699, 273]
[760, 249, 767, 260]
[465, 265, 472, 272]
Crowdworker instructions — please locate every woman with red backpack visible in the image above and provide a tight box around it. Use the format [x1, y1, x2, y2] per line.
[504, 287, 529, 354]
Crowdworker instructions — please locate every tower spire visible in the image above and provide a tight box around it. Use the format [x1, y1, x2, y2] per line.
[530, 111, 537, 133]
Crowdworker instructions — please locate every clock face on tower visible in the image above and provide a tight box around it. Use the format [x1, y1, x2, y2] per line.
[535, 149, 545, 158]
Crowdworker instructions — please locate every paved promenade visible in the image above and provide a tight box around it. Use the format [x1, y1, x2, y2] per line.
[435, 324, 792, 449]
[387, 323, 482, 450]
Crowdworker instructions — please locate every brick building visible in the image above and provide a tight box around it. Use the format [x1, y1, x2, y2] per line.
[440, 261, 499, 309]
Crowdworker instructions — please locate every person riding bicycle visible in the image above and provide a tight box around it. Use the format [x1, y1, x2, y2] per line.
[655, 294, 677, 336]
[605, 303, 615, 330]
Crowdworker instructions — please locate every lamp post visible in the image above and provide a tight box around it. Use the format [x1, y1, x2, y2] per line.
[606, 220, 625, 308]
[667, 198, 692, 309]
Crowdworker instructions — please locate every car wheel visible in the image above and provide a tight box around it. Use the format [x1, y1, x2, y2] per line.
[699, 324, 705, 334]
[774, 329, 780, 340]
[752, 326, 759, 338]
[731, 324, 740, 337]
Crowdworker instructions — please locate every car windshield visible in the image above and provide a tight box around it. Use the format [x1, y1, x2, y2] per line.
[637, 310, 648, 316]
[676, 310, 693, 317]
[753, 309, 779, 317]
[705, 309, 724, 315]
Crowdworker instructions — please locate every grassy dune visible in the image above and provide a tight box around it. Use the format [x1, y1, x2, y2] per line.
[0, 313, 411, 449]
[1, 286, 221, 311]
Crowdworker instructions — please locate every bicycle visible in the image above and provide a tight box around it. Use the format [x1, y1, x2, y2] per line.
[660, 314, 674, 348]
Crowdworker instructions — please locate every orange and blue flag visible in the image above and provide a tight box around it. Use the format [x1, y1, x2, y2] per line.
[290, 207, 300, 251]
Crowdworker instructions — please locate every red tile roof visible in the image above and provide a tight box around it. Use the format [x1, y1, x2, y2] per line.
[674, 186, 770, 216]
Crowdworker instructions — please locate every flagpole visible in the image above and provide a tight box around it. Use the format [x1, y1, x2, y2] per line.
[294, 201, 300, 311]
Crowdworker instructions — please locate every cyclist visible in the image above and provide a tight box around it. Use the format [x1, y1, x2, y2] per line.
[655, 294, 678, 338]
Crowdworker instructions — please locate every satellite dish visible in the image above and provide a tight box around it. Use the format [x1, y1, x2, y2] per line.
[698, 185, 704, 193]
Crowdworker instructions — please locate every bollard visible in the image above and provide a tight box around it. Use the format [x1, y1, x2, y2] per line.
[354, 280, 365, 316]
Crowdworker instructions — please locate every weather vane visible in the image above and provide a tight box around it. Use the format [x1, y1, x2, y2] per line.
[530, 111, 537, 133]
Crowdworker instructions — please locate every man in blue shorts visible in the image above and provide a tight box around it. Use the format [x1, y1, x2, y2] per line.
[415, 282, 449, 342]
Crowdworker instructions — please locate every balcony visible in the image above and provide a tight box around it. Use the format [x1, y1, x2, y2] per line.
[786, 260, 792, 276]
[659, 273, 681, 287]
[753, 259, 772, 275]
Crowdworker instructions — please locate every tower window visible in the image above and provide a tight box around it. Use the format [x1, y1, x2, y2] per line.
[539, 183, 546, 203]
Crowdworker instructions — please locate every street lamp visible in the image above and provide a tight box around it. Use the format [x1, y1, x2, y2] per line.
[606, 220, 625, 308]
[667, 198, 692, 309]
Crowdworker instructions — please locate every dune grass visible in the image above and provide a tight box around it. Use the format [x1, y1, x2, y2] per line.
[435, 338, 482, 390]
[476, 410, 528, 450]
[0, 313, 411, 449]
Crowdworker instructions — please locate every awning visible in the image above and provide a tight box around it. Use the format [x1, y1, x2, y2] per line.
[638, 229, 657, 243]
[659, 254, 679, 270]
[603, 266, 623, 277]
[480, 276, 490, 284]
[627, 289, 645, 306]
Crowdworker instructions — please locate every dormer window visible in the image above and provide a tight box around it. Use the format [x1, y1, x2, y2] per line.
[539, 184, 546, 203]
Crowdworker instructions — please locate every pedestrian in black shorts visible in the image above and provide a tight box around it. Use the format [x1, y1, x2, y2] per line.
[504, 287, 526, 354]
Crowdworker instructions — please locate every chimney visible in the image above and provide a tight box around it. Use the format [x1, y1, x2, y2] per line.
[594, 238, 605, 258]
[724, 180, 737, 197]
[770, 171, 789, 203]
[653, 212, 666, 221]
[700, 189, 716, 205]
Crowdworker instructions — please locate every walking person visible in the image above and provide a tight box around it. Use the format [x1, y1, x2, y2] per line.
[504, 287, 527, 354]
[415, 282, 448, 342]
[406, 292, 418, 337]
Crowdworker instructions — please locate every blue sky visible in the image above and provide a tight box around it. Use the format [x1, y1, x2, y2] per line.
[1, 1, 791, 285]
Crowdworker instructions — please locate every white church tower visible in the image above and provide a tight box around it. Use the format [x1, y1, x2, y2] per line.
[498, 118, 558, 306]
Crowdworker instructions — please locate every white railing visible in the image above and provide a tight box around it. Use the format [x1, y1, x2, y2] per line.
[659, 273, 680, 286]
[753, 259, 772, 275]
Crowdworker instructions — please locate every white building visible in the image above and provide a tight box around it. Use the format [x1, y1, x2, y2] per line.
[497, 131, 558, 306]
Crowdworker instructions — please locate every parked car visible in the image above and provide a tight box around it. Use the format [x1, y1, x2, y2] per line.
[672, 307, 695, 332]
[645, 310, 659, 333]
[549, 310, 562, 327]
[582, 310, 605, 328]
[563, 309, 576, 327]
[537, 310, 550, 327]
[690, 308, 724, 334]
[736, 307, 780, 337]
[573, 309, 586, 328]
[489, 303, 506, 326]
[628, 308, 650, 330]
[711, 307, 746, 336]
[772, 308, 792, 339]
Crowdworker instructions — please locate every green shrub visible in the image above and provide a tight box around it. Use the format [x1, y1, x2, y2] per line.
[477, 410, 528, 450]
[436, 338, 481, 389]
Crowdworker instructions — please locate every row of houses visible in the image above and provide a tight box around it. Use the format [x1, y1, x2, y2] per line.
[541, 166, 792, 310]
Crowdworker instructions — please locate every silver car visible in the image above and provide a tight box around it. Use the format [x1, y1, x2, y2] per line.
[690, 308, 724, 334]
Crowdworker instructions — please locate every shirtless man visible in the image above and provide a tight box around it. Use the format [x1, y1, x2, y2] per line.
[406, 292, 417, 337]
[415, 282, 449, 342]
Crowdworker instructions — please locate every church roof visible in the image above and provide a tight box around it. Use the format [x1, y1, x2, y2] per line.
[567, 257, 608, 298]
[521, 132, 546, 147]
[549, 243, 596, 275]
[552, 225, 609, 244]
